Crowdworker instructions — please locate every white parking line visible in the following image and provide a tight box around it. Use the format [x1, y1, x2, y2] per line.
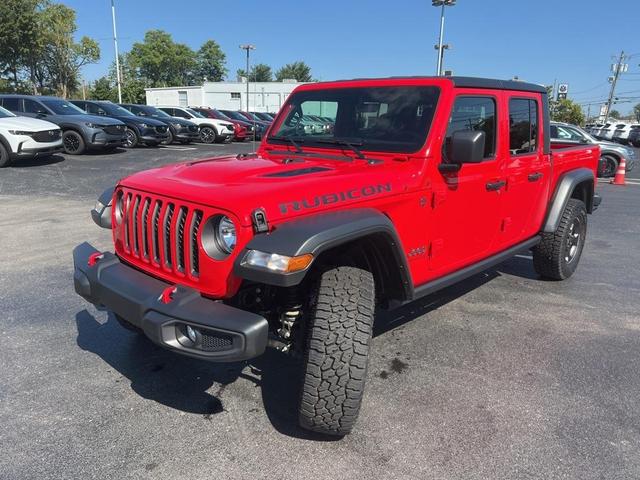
[598, 178, 640, 186]
[159, 146, 197, 151]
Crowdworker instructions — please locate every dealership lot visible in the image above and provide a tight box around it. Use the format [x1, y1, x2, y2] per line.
[1, 144, 639, 479]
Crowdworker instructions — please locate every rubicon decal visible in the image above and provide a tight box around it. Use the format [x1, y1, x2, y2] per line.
[279, 183, 392, 214]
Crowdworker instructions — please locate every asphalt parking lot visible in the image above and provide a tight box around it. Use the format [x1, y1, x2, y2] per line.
[1, 144, 639, 480]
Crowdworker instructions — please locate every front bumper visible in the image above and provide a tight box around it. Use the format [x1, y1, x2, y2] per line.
[73, 242, 269, 362]
[13, 143, 64, 158]
[140, 127, 170, 144]
[88, 130, 126, 147]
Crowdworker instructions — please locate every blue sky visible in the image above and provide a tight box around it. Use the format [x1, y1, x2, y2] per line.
[64, 0, 640, 113]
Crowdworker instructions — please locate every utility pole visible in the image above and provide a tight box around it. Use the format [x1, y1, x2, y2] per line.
[432, 0, 455, 76]
[239, 44, 255, 112]
[111, 0, 122, 103]
[604, 50, 626, 124]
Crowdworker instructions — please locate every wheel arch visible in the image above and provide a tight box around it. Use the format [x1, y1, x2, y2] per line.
[543, 168, 595, 233]
[233, 208, 413, 302]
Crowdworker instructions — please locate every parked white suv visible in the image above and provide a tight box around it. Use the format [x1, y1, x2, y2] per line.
[156, 106, 234, 143]
[0, 106, 63, 167]
[612, 123, 633, 144]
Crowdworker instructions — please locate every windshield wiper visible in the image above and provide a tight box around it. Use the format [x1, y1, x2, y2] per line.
[270, 135, 304, 153]
[313, 139, 365, 159]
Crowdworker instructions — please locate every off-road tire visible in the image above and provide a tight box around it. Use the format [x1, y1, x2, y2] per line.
[298, 266, 375, 436]
[114, 313, 143, 334]
[0, 142, 11, 167]
[62, 130, 86, 155]
[533, 198, 587, 280]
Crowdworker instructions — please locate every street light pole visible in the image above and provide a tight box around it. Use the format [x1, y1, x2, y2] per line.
[111, 0, 122, 103]
[239, 44, 255, 112]
[432, 0, 455, 76]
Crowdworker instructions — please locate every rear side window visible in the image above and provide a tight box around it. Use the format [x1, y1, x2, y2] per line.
[445, 96, 496, 159]
[2, 97, 21, 112]
[509, 98, 538, 154]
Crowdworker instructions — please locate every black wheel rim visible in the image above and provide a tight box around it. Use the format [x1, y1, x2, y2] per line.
[200, 128, 214, 143]
[125, 130, 136, 147]
[564, 219, 584, 264]
[64, 134, 80, 152]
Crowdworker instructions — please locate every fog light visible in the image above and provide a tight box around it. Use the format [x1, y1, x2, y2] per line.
[186, 325, 198, 343]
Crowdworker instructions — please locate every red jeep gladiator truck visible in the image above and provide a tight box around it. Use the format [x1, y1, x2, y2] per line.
[74, 76, 601, 436]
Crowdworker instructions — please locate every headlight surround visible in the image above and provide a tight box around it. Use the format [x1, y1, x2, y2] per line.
[243, 250, 314, 273]
[85, 122, 103, 129]
[139, 123, 154, 128]
[171, 122, 183, 128]
[8, 130, 33, 136]
[201, 215, 237, 259]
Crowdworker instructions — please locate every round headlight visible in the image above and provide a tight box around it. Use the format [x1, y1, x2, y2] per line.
[217, 216, 236, 253]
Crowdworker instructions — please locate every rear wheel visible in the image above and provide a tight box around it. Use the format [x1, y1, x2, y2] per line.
[123, 127, 139, 148]
[62, 130, 86, 155]
[0, 142, 11, 167]
[199, 126, 216, 144]
[298, 266, 375, 436]
[533, 198, 587, 280]
[598, 155, 618, 178]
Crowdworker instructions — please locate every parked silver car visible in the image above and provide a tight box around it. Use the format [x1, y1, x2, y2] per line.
[551, 121, 636, 177]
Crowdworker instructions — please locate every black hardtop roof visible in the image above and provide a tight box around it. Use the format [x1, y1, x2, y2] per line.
[315, 76, 548, 94]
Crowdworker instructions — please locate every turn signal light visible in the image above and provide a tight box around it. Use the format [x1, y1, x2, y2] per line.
[243, 250, 314, 273]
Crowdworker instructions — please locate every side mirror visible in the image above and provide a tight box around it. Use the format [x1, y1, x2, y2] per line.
[36, 110, 47, 117]
[449, 130, 485, 165]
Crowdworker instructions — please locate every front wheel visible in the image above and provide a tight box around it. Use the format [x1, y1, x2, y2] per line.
[199, 126, 217, 144]
[123, 127, 139, 148]
[298, 266, 375, 436]
[161, 130, 174, 145]
[533, 198, 587, 280]
[0, 142, 11, 167]
[62, 130, 86, 155]
[598, 155, 618, 178]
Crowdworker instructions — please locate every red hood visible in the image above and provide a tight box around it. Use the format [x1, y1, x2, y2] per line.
[119, 152, 422, 226]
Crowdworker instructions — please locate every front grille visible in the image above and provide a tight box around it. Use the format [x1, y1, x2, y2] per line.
[155, 125, 168, 134]
[188, 125, 198, 132]
[103, 125, 124, 135]
[119, 192, 204, 279]
[200, 331, 233, 352]
[32, 129, 61, 142]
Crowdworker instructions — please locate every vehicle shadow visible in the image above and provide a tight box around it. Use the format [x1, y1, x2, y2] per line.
[9, 154, 65, 168]
[74, 255, 538, 440]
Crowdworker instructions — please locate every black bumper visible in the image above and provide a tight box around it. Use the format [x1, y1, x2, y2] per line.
[73, 242, 268, 362]
[12, 144, 64, 158]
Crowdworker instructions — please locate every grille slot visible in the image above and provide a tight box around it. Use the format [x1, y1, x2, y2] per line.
[163, 204, 175, 267]
[151, 200, 162, 263]
[132, 195, 141, 255]
[140, 198, 151, 259]
[190, 211, 203, 276]
[175, 207, 188, 272]
[124, 193, 132, 251]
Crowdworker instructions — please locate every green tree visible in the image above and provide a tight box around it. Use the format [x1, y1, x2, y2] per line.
[550, 98, 584, 125]
[88, 76, 116, 101]
[236, 63, 273, 82]
[608, 109, 621, 119]
[194, 40, 227, 82]
[129, 30, 196, 87]
[275, 61, 313, 82]
[110, 53, 147, 103]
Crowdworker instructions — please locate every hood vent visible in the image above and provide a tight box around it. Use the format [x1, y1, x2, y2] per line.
[263, 166, 332, 178]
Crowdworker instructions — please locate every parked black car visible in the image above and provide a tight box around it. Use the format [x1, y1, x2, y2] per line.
[70, 100, 169, 148]
[628, 125, 640, 148]
[0, 95, 126, 155]
[218, 110, 267, 139]
[119, 104, 200, 145]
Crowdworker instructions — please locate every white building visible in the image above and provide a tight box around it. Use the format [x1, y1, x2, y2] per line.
[145, 80, 308, 113]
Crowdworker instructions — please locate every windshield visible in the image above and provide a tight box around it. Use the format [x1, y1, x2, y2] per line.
[0, 106, 15, 118]
[140, 106, 171, 118]
[101, 103, 136, 117]
[253, 112, 272, 121]
[41, 99, 86, 115]
[269, 86, 440, 153]
[186, 108, 205, 118]
[221, 110, 248, 122]
[213, 109, 232, 121]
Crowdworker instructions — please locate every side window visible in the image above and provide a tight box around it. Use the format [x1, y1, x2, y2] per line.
[509, 98, 538, 155]
[2, 97, 22, 112]
[175, 109, 190, 118]
[24, 99, 44, 114]
[445, 96, 496, 159]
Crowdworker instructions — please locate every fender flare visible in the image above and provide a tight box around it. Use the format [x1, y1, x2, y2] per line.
[0, 133, 12, 153]
[543, 168, 594, 233]
[233, 208, 412, 296]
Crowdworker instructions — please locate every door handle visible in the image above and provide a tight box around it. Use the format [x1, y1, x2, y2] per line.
[486, 180, 506, 191]
[528, 172, 543, 182]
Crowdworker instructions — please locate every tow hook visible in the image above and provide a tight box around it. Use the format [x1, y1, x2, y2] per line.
[159, 286, 177, 304]
[87, 252, 104, 267]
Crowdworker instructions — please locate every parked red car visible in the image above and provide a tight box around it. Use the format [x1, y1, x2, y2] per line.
[75, 76, 601, 437]
[190, 107, 254, 142]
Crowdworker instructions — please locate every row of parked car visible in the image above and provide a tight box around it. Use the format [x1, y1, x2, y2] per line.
[0, 93, 289, 166]
[584, 121, 640, 147]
